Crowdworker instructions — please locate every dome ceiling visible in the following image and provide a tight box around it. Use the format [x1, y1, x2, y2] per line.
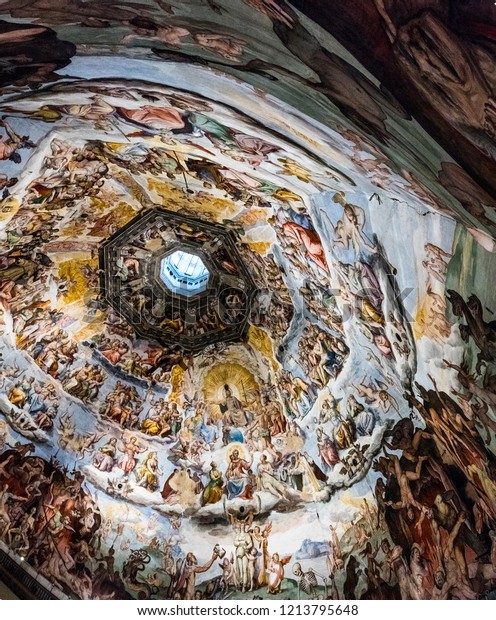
[99, 207, 256, 351]
[0, 0, 495, 602]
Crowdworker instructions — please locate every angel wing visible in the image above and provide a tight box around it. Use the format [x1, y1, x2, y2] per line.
[354, 205, 367, 229]
[375, 379, 389, 391]
[281, 555, 292, 566]
[262, 522, 272, 537]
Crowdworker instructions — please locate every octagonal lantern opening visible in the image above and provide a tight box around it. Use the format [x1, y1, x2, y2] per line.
[160, 249, 210, 297]
[99, 207, 257, 351]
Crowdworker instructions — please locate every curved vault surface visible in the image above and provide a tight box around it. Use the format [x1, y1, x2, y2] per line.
[0, 0, 495, 602]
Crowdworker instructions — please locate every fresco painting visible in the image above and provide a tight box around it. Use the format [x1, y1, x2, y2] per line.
[0, 0, 495, 601]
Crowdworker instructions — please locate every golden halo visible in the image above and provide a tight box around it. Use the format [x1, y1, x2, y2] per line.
[226, 442, 246, 462]
[203, 363, 259, 420]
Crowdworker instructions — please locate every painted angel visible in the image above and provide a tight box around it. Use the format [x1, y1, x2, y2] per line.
[357, 376, 399, 414]
[267, 552, 291, 594]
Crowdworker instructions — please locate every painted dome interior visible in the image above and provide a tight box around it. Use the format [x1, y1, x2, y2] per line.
[0, 0, 495, 602]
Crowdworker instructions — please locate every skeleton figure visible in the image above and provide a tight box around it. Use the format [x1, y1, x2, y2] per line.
[293, 562, 319, 597]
